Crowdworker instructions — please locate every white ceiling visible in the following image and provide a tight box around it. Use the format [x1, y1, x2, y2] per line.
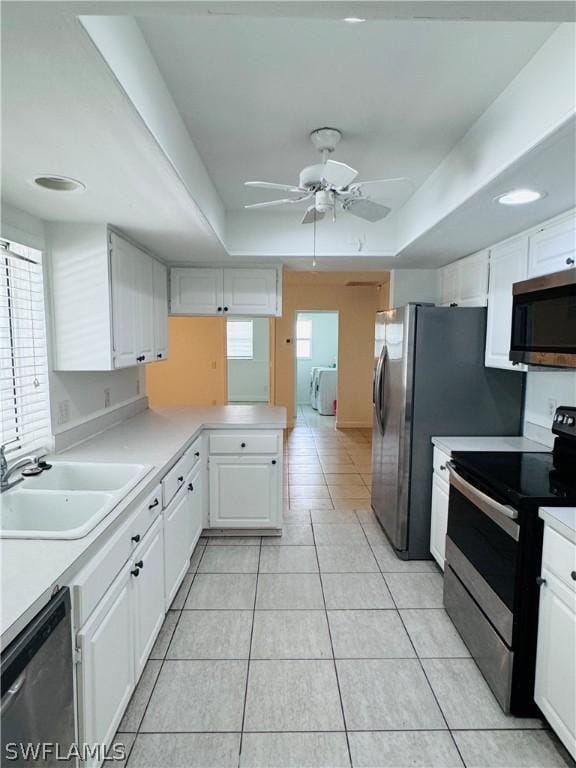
[138, 16, 557, 211]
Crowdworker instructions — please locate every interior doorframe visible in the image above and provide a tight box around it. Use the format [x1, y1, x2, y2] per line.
[293, 309, 340, 422]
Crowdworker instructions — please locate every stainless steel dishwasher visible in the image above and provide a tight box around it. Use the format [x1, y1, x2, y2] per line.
[1, 588, 76, 765]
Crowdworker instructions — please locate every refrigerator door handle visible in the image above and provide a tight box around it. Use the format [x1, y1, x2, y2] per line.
[374, 347, 387, 433]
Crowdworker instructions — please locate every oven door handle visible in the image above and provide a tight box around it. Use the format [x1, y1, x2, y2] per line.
[447, 463, 520, 540]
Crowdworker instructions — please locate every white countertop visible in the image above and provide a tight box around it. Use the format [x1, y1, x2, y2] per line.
[1, 405, 286, 649]
[431, 435, 549, 455]
[539, 507, 576, 545]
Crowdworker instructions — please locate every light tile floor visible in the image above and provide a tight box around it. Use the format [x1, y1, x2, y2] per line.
[115, 416, 573, 768]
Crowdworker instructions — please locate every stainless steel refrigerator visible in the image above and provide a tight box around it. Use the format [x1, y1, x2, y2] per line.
[371, 304, 525, 560]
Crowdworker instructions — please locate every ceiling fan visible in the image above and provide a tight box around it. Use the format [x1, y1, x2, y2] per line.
[244, 127, 413, 225]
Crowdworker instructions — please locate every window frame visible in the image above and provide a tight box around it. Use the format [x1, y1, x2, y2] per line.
[296, 318, 313, 360]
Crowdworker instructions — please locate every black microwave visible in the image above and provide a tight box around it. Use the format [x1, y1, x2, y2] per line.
[510, 268, 576, 368]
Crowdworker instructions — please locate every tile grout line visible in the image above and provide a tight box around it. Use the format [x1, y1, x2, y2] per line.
[237, 536, 262, 767]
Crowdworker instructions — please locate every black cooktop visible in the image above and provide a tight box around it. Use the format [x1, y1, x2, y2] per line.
[451, 450, 576, 507]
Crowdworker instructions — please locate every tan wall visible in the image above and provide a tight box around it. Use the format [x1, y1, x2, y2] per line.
[275, 271, 390, 428]
[146, 317, 227, 407]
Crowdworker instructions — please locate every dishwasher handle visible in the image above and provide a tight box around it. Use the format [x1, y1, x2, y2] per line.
[447, 462, 519, 540]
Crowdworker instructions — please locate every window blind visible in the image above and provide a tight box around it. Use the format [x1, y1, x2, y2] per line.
[227, 320, 254, 359]
[296, 318, 312, 359]
[0, 241, 51, 457]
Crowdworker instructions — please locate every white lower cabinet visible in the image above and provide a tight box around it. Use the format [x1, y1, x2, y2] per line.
[76, 563, 135, 761]
[210, 454, 280, 528]
[187, 464, 203, 552]
[163, 485, 192, 608]
[132, 517, 165, 676]
[535, 524, 576, 760]
[430, 473, 449, 569]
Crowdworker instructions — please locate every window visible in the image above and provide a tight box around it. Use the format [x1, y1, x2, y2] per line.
[296, 318, 312, 359]
[0, 241, 51, 458]
[227, 320, 254, 359]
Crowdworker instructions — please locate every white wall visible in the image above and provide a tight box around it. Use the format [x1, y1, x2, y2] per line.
[296, 312, 339, 405]
[227, 318, 269, 403]
[1, 204, 146, 443]
[524, 370, 576, 447]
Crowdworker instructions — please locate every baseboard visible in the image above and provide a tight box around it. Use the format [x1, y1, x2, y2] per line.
[54, 396, 149, 453]
[336, 420, 373, 429]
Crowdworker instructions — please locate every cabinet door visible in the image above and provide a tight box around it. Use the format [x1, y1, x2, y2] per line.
[132, 517, 165, 677]
[223, 269, 278, 316]
[170, 268, 223, 315]
[439, 262, 459, 306]
[458, 250, 489, 307]
[135, 251, 154, 363]
[209, 455, 280, 528]
[186, 465, 203, 556]
[430, 474, 449, 570]
[485, 236, 528, 370]
[528, 215, 576, 278]
[535, 568, 576, 760]
[163, 488, 191, 608]
[152, 259, 168, 361]
[77, 564, 135, 755]
[110, 235, 139, 368]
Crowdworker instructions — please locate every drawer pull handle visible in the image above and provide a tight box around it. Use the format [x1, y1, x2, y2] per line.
[194, 451, 200, 458]
[241, 442, 246, 448]
[571, 571, 576, 581]
[178, 475, 184, 483]
[135, 560, 144, 569]
[271, 459, 277, 465]
[131, 568, 140, 577]
[131, 534, 141, 543]
[148, 499, 159, 510]
[536, 576, 547, 587]
[188, 483, 194, 492]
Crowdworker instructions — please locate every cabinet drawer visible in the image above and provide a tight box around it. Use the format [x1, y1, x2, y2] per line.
[162, 444, 199, 507]
[209, 432, 279, 455]
[73, 484, 161, 628]
[433, 447, 451, 482]
[542, 525, 576, 593]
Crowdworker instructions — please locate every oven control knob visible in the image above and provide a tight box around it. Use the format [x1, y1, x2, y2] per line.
[566, 417, 575, 426]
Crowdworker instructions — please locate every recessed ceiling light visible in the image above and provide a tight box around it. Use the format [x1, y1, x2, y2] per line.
[343, 17, 366, 23]
[33, 175, 86, 193]
[495, 188, 544, 206]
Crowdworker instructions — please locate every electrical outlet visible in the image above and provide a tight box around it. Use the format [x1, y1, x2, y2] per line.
[103, 388, 111, 408]
[547, 398, 558, 417]
[57, 400, 70, 425]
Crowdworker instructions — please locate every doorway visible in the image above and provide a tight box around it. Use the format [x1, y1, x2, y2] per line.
[295, 311, 339, 427]
[226, 317, 270, 403]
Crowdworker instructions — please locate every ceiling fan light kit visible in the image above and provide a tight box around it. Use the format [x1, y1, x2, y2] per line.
[244, 127, 411, 224]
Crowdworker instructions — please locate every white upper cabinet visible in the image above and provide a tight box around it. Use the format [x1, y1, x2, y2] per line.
[528, 214, 576, 278]
[485, 235, 529, 370]
[49, 224, 168, 370]
[438, 250, 488, 307]
[170, 267, 281, 316]
[152, 260, 169, 361]
[171, 268, 224, 315]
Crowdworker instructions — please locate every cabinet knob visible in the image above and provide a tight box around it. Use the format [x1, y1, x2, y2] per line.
[157, 353, 163, 359]
[567, 257, 575, 265]
[178, 475, 184, 483]
[271, 459, 277, 465]
[224, 306, 229, 312]
[217, 306, 223, 312]
[131, 568, 140, 577]
[148, 498, 159, 510]
[241, 442, 246, 448]
[194, 451, 200, 458]
[571, 571, 576, 581]
[135, 560, 144, 569]
[131, 534, 141, 543]
[449, 302, 458, 308]
[536, 576, 547, 587]
[188, 483, 194, 492]
[440, 464, 446, 471]
[136, 355, 146, 363]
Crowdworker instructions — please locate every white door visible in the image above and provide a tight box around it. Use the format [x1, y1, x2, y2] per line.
[186, 464, 203, 555]
[535, 568, 576, 759]
[458, 250, 489, 307]
[110, 234, 138, 368]
[223, 269, 277, 316]
[77, 564, 135, 757]
[132, 517, 165, 677]
[485, 236, 528, 370]
[135, 250, 154, 363]
[528, 215, 576, 278]
[170, 268, 224, 315]
[152, 260, 168, 361]
[430, 474, 449, 570]
[209, 454, 280, 528]
[163, 488, 191, 608]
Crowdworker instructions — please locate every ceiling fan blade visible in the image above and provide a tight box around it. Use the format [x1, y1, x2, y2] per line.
[245, 193, 312, 210]
[321, 160, 358, 189]
[245, 181, 303, 193]
[301, 206, 325, 225]
[343, 198, 391, 222]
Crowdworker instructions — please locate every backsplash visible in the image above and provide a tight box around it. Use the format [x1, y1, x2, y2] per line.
[523, 370, 576, 448]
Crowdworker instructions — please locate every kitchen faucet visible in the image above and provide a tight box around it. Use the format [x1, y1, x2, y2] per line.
[0, 445, 50, 492]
